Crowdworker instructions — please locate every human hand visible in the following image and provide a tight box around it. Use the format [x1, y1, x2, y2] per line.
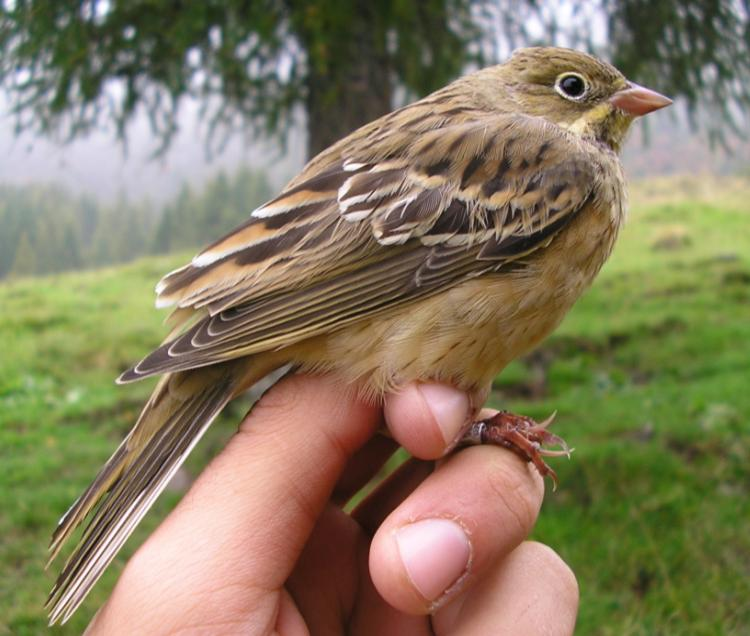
[85, 374, 578, 635]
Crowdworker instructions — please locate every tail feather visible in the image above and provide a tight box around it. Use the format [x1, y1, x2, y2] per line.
[46, 362, 254, 625]
[48, 438, 130, 565]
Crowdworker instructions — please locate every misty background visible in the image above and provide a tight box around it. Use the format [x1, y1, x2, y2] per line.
[2, 60, 748, 205]
[0, 94, 305, 202]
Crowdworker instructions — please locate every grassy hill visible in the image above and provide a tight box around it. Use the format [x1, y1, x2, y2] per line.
[1, 177, 749, 634]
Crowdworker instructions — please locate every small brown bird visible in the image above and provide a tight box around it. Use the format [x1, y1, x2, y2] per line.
[46, 47, 671, 623]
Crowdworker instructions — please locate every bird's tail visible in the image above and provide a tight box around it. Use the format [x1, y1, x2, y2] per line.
[46, 356, 280, 625]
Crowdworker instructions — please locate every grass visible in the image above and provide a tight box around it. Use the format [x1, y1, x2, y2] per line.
[1, 176, 749, 634]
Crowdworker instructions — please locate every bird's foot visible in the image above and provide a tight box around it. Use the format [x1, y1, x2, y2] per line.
[458, 411, 573, 489]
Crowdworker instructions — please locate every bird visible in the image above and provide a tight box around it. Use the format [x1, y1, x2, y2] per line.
[46, 46, 671, 624]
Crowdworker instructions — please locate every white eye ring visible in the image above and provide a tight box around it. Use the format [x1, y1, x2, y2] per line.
[554, 72, 589, 101]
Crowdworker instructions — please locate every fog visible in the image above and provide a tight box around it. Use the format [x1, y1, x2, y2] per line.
[0, 97, 305, 203]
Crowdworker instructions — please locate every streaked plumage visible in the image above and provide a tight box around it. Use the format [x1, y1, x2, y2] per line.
[46, 47, 671, 624]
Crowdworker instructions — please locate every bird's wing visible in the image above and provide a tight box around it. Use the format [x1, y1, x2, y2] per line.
[120, 113, 598, 382]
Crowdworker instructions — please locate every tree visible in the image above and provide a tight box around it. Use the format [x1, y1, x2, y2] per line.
[0, 1, 478, 158]
[10, 231, 37, 277]
[150, 167, 274, 252]
[0, 1, 747, 159]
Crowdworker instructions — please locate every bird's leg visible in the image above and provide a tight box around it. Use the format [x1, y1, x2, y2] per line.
[457, 411, 572, 489]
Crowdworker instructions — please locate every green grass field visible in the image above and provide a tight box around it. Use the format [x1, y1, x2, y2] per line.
[1, 177, 749, 634]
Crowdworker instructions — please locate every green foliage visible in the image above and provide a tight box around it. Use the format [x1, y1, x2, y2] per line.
[1, 177, 749, 633]
[0, 183, 151, 280]
[151, 166, 274, 253]
[606, 0, 750, 143]
[3, 2, 745, 155]
[0, 0, 480, 154]
[10, 231, 36, 276]
[0, 166, 273, 281]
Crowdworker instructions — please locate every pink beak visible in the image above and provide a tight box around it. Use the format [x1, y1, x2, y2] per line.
[610, 82, 672, 116]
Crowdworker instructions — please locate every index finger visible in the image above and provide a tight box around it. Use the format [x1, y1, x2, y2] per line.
[368, 446, 545, 615]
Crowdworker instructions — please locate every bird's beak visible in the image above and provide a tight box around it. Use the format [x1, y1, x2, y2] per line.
[610, 82, 672, 116]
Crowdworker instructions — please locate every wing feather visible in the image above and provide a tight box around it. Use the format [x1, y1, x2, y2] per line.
[124, 113, 599, 382]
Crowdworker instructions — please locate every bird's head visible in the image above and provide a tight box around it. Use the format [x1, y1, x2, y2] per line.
[484, 47, 672, 152]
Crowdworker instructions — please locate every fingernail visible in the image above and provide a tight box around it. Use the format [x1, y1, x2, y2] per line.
[417, 383, 470, 446]
[395, 518, 471, 601]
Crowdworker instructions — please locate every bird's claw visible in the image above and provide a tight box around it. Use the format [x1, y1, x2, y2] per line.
[458, 410, 573, 490]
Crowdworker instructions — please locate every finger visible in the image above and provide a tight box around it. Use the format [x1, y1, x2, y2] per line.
[354, 397, 495, 533]
[384, 382, 484, 460]
[369, 446, 544, 615]
[93, 373, 380, 632]
[286, 504, 429, 636]
[353, 409, 504, 532]
[284, 503, 362, 634]
[332, 434, 398, 505]
[433, 542, 579, 635]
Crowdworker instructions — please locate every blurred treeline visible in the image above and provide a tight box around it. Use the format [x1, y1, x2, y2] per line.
[0, 167, 273, 280]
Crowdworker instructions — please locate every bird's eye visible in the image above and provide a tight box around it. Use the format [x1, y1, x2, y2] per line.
[555, 73, 588, 100]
